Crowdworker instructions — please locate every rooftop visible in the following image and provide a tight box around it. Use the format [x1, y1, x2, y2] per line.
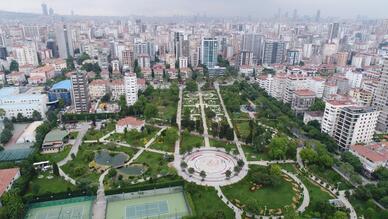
[43, 129, 68, 143]
[351, 142, 388, 163]
[117, 116, 145, 127]
[0, 168, 20, 196]
[294, 89, 316, 97]
[51, 80, 72, 91]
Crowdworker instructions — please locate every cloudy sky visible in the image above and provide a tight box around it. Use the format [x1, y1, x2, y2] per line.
[0, 0, 386, 18]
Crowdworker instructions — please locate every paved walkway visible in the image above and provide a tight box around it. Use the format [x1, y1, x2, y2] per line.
[338, 191, 357, 219]
[57, 123, 89, 185]
[198, 86, 210, 147]
[215, 186, 243, 219]
[92, 169, 109, 219]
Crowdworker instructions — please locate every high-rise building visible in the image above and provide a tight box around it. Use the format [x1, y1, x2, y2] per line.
[286, 50, 301, 65]
[321, 100, 355, 136]
[333, 107, 379, 149]
[124, 73, 138, 106]
[14, 42, 39, 66]
[328, 23, 340, 43]
[315, 10, 321, 22]
[0, 47, 7, 60]
[201, 37, 218, 68]
[241, 33, 263, 64]
[174, 32, 184, 59]
[41, 3, 48, 16]
[55, 23, 74, 59]
[179, 57, 188, 69]
[262, 41, 285, 65]
[46, 39, 59, 58]
[239, 51, 254, 66]
[373, 58, 388, 131]
[71, 71, 90, 113]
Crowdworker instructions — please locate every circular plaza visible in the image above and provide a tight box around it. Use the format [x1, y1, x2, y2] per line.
[179, 147, 248, 186]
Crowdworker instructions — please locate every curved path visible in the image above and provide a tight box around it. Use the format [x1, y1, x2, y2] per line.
[57, 123, 89, 185]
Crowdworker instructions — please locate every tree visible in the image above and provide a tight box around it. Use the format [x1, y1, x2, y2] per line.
[200, 170, 207, 179]
[0, 108, 5, 118]
[185, 80, 198, 92]
[77, 52, 91, 65]
[107, 168, 117, 178]
[333, 211, 348, 219]
[9, 60, 19, 72]
[52, 162, 59, 176]
[144, 103, 158, 120]
[0, 129, 12, 144]
[188, 167, 195, 174]
[164, 128, 178, 145]
[300, 147, 318, 164]
[341, 151, 363, 173]
[225, 170, 232, 178]
[309, 98, 325, 111]
[32, 110, 42, 121]
[1, 192, 25, 219]
[66, 56, 75, 71]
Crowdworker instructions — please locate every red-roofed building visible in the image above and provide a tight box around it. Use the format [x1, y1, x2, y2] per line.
[0, 168, 20, 197]
[350, 142, 388, 175]
[116, 116, 145, 133]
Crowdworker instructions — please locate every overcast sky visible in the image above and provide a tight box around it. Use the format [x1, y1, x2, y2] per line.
[0, 0, 386, 18]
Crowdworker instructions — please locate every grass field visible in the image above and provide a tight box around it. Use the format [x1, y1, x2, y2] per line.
[180, 134, 204, 154]
[222, 165, 295, 214]
[27, 173, 76, 197]
[106, 191, 189, 219]
[185, 183, 235, 218]
[242, 144, 271, 161]
[209, 139, 237, 153]
[134, 151, 173, 177]
[35, 145, 72, 163]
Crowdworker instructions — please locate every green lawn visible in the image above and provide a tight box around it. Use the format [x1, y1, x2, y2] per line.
[279, 164, 336, 217]
[185, 183, 235, 218]
[61, 145, 100, 187]
[222, 166, 295, 214]
[109, 126, 159, 147]
[35, 145, 72, 163]
[235, 120, 251, 140]
[242, 144, 271, 161]
[68, 131, 78, 139]
[209, 139, 237, 153]
[149, 135, 175, 152]
[27, 173, 76, 196]
[134, 151, 173, 177]
[180, 134, 204, 154]
[84, 121, 116, 141]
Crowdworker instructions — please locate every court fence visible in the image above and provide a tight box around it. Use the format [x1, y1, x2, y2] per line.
[28, 196, 95, 208]
[106, 186, 184, 202]
[105, 179, 184, 196]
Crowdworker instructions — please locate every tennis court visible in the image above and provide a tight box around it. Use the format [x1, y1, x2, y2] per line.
[0, 148, 34, 161]
[106, 189, 190, 219]
[25, 197, 94, 219]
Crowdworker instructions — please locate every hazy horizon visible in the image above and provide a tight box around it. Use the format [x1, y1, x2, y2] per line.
[0, 0, 387, 19]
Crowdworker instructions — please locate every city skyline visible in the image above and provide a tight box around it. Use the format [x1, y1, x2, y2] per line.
[0, 0, 387, 19]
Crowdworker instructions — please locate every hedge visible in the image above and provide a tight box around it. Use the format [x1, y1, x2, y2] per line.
[23, 187, 97, 204]
[105, 179, 185, 195]
[62, 113, 118, 122]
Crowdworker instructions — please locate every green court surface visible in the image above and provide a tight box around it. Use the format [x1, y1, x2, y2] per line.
[25, 197, 93, 219]
[106, 192, 190, 219]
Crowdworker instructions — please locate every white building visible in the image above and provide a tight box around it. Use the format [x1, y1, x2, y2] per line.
[333, 106, 379, 149]
[124, 73, 138, 106]
[0, 87, 48, 119]
[115, 116, 145, 133]
[89, 79, 108, 100]
[109, 80, 125, 100]
[179, 56, 188, 69]
[307, 77, 326, 98]
[13, 44, 39, 67]
[321, 99, 355, 136]
[345, 70, 363, 88]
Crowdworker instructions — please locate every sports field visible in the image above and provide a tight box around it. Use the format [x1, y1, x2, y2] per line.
[25, 197, 94, 219]
[106, 191, 190, 219]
